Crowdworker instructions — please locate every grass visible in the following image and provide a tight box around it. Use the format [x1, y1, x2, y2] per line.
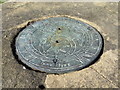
[0, 1, 4, 4]
[0, 0, 6, 4]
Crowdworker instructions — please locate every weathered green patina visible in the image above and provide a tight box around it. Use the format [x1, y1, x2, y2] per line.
[15, 16, 103, 73]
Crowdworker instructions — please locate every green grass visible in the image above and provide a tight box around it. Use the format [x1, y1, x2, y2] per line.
[0, 0, 6, 4]
[0, 2, 4, 4]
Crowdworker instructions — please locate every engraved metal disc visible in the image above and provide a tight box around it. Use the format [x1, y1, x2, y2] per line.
[15, 16, 103, 73]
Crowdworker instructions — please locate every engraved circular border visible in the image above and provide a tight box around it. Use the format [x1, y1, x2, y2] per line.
[15, 16, 104, 74]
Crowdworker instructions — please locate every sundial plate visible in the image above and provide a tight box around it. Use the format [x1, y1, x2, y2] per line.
[15, 16, 103, 73]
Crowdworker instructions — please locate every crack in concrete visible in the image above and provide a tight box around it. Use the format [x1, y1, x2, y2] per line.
[90, 67, 118, 88]
[3, 2, 29, 16]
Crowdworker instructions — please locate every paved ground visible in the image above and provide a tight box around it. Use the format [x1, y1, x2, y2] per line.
[2, 2, 118, 88]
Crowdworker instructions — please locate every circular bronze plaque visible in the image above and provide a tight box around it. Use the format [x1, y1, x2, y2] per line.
[16, 16, 103, 73]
